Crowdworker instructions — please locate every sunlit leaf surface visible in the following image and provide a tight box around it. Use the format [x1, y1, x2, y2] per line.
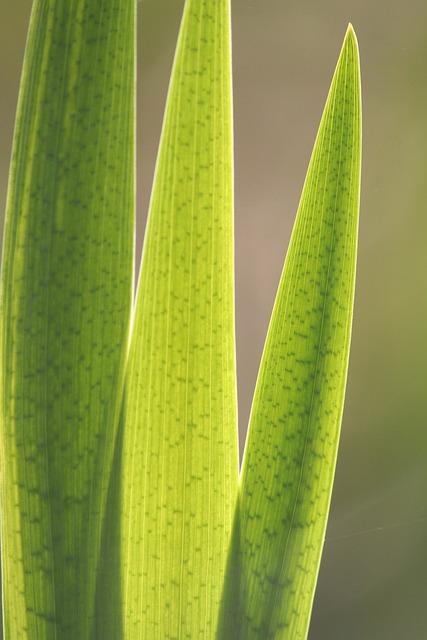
[216, 25, 361, 640]
[0, 1, 135, 636]
[120, 0, 238, 638]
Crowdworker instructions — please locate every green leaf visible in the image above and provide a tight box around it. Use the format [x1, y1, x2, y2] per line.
[0, 1, 135, 637]
[119, 0, 238, 637]
[216, 25, 362, 639]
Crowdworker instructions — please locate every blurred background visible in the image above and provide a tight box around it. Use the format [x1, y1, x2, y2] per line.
[1, 1, 426, 638]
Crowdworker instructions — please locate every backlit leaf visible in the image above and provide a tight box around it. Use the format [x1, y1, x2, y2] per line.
[0, 1, 135, 636]
[120, 0, 238, 638]
[216, 24, 362, 640]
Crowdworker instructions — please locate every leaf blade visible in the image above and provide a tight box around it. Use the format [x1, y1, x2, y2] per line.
[120, 0, 238, 637]
[217, 24, 362, 640]
[0, 1, 135, 636]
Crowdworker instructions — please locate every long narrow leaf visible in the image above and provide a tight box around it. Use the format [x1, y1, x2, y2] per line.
[217, 25, 361, 639]
[0, 1, 135, 637]
[119, 0, 238, 637]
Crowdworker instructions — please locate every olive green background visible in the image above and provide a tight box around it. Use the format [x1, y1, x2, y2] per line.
[1, 1, 426, 638]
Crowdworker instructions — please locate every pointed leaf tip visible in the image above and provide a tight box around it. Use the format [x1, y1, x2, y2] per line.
[345, 22, 359, 51]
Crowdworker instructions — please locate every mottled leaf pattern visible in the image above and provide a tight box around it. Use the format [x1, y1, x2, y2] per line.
[120, 0, 238, 638]
[1, 3, 361, 639]
[216, 25, 361, 640]
[0, 1, 135, 637]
